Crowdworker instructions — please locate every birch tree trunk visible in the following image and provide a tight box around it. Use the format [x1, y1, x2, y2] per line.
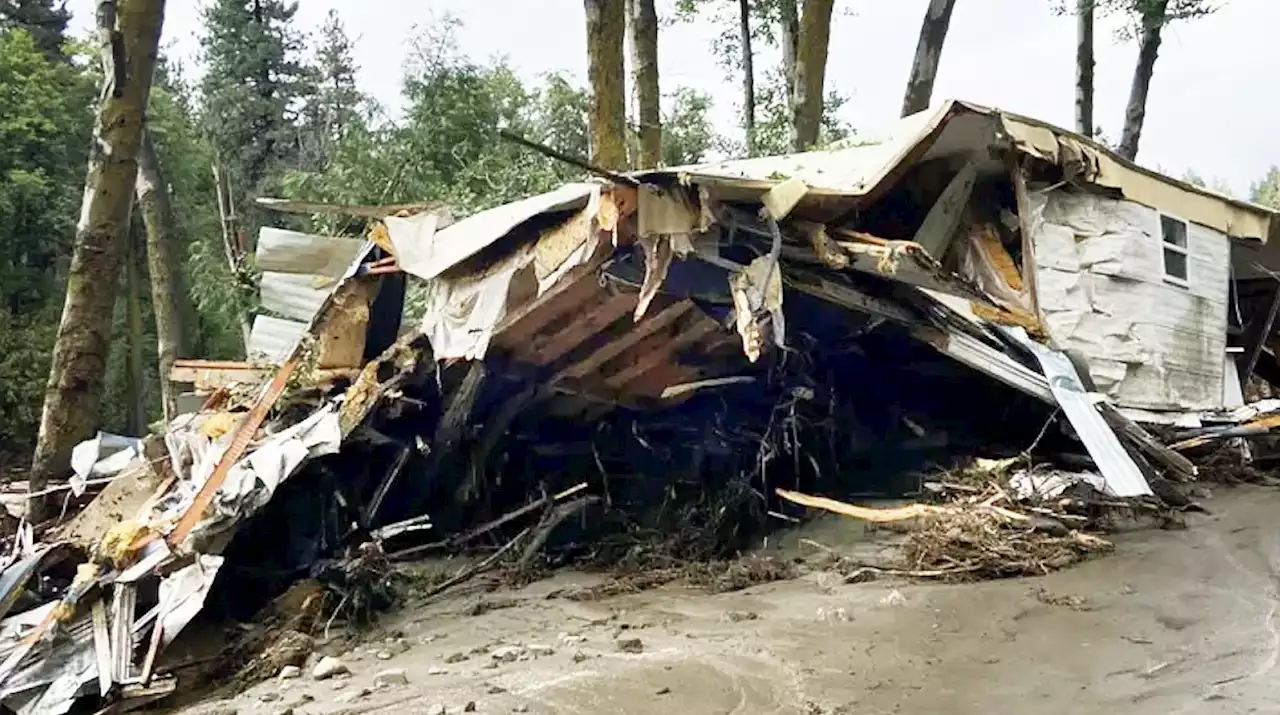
[136, 127, 189, 422]
[738, 0, 755, 156]
[28, 0, 165, 521]
[790, 0, 834, 152]
[629, 0, 660, 168]
[584, 0, 628, 170]
[900, 0, 958, 117]
[1117, 0, 1168, 161]
[779, 0, 799, 103]
[1075, 0, 1095, 137]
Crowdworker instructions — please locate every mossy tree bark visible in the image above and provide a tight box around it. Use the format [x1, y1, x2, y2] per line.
[28, 0, 166, 521]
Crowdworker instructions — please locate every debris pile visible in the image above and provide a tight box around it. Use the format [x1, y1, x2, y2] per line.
[3, 100, 1280, 715]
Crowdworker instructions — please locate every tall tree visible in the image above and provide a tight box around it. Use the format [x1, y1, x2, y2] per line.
[1115, 0, 1214, 160]
[790, 0, 834, 151]
[1116, 0, 1166, 160]
[135, 127, 189, 421]
[778, 0, 799, 101]
[0, 0, 69, 58]
[627, 0, 660, 168]
[737, 0, 755, 155]
[302, 9, 360, 170]
[1076, 0, 1094, 136]
[29, 0, 165, 519]
[900, 0, 958, 117]
[199, 0, 308, 236]
[584, 0, 627, 170]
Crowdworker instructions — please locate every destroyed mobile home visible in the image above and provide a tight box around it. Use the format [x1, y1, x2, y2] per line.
[5, 98, 1280, 714]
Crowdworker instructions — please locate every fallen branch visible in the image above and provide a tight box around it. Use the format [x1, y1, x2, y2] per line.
[389, 482, 588, 561]
[422, 527, 531, 600]
[516, 496, 600, 570]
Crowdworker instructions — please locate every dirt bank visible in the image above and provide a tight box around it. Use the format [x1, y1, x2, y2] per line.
[191, 485, 1280, 715]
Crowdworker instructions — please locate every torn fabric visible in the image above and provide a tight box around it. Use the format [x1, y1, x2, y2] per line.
[418, 246, 532, 360]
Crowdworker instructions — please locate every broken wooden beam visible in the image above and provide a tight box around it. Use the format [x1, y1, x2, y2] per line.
[1095, 402, 1198, 480]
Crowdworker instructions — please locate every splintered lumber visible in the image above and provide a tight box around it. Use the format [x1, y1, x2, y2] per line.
[1095, 402, 1197, 478]
[167, 353, 301, 546]
[1171, 412, 1280, 451]
[776, 489, 941, 522]
[777, 488, 1031, 523]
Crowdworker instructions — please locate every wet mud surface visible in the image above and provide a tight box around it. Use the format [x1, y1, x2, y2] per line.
[193, 485, 1280, 715]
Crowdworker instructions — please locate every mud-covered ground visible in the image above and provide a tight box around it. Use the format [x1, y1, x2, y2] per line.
[188, 485, 1280, 715]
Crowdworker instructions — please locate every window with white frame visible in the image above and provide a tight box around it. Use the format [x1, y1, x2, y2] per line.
[1159, 214, 1189, 286]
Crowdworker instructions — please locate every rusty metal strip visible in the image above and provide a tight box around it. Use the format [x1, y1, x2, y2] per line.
[525, 291, 637, 366]
[555, 300, 694, 382]
[166, 353, 301, 547]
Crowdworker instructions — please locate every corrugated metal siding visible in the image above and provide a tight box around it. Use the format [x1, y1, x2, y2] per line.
[1032, 189, 1229, 411]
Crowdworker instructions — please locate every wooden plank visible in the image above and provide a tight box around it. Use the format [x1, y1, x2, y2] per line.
[555, 300, 694, 382]
[1008, 156, 1041, 319]
[912, 159, 977, 258]
[494, 268, 604, 350]
[167, 352, 301, 546]
[494, 240, 612, 336]
[523, 291, 637, 366]
[93, 600, 112, 696]
[111, 583, 137, 682]
[168, 361, 358, 392]
[605, 317, 721, 390]
[1095, 402, 1198, 480]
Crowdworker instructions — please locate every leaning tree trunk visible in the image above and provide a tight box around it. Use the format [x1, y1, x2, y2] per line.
[901, 0, 958, 117]
[136, 126, 190, 422]
[584, 0, 628, 170]
[629, 0, 660, 168]
[791, 0, 835, 152]
[28, 0, 165, 521]
[779, 0, 799, 103]
[738, 0, 756, 155]
[1118, 0, 1168, 161]
[1075, 0, 1095, 137]
[124, 224, 146, 436]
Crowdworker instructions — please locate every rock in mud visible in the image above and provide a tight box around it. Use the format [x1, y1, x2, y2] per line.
[880, 590, 906, 608]
[374, 668, 409, 687]
[191, 701, 237, 715]
[428, 666, 449, 675]
[464, 702, 477, 712]
[335, 687, 371, 704]
[426, 705, 446, 715]
[312, 656, 349, 680]
[444, 651, 469, 663]
[278, 665, 302, 680]
[491, 645, 525, 663]
[615, 637, 644, 654]
[526, 643, 555, 656]
[725, 610, 759, 622]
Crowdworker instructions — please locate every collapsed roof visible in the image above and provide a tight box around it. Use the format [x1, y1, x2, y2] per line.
[0, 99, 1275, 715]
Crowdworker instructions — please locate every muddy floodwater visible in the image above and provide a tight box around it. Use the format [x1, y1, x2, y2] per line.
[192, 485, 1280, 715]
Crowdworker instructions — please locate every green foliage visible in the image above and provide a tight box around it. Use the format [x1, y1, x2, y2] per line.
[661, 88, 715, 166]
[743, 68, 851, 156]
[1250, 167, 1280, 209]
[0, 0, 69, 58]
[199, 0, 310, 201]
[0, 28, 92, 449]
